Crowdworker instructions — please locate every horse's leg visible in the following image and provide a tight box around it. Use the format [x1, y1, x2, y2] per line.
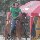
[5, 34, 8, 40]
[25, 35, 27, 40]
[16, 31, 21, 40]
[5, 37, 7, 40]
[19, 36, 21, 40]
[13, 36, 16, 40]
[4, 30, 7, 40]
[17, 32, 21, 40]
[15, 36, 21, 40]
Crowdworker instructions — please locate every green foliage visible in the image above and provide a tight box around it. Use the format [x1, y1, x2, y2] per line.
[20, 0, 26, 4]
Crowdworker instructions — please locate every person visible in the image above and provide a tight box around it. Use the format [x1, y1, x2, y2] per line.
[10, 2, 21, 35]
[31, 21, 36, 38]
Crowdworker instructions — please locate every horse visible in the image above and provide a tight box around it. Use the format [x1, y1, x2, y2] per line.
[16, 15, 23, 40]
[4, 19, 11, 40]
[21, 13, 30, 39]
[16, 13, 30, 40]
[3, 12, 11, 40]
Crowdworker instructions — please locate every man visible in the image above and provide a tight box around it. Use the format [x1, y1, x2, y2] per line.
[10, 2, 21, 35]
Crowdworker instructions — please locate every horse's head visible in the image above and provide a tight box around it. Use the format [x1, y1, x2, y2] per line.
[21, 13, 27, 19]
[22, 13, 27, 17]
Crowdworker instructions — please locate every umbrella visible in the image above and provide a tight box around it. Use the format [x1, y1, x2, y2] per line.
[20, 1, 40, 33]
[20, 1, 40, 16]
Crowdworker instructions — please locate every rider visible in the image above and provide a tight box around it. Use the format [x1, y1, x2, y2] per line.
[10, 2, 21, 35]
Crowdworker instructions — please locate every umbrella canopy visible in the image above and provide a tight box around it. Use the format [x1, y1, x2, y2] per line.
[20, 1, 40, 17]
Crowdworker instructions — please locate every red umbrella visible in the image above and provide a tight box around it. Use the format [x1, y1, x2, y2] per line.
[20, 1, 40, 33]
[20, 1, 40, 16]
